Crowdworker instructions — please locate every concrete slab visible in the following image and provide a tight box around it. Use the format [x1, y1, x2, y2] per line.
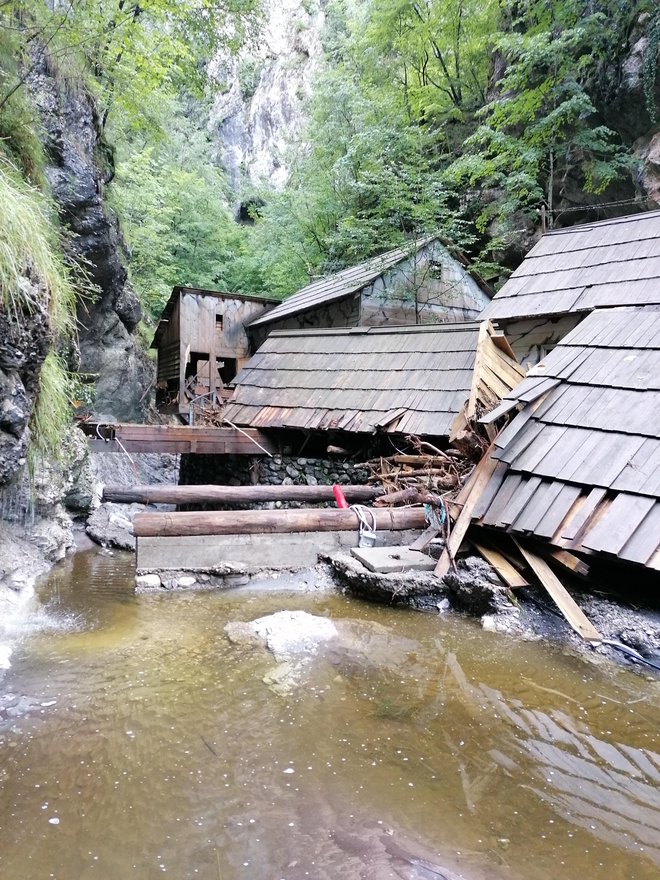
[350, 545, 435, 573]
[136, 530, 420, 573]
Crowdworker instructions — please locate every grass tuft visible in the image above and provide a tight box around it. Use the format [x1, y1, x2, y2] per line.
[0, 160, 76, 337]
[29, 350, 72, 468]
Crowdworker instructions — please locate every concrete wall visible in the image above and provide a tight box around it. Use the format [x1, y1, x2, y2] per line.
[136, 529, 420, 574]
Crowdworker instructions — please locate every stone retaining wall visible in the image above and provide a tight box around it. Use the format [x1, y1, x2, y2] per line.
[180, 454, 371, 507]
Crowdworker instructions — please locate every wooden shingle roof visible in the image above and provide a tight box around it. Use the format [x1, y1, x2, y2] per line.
[224, 322, 523, 439]
[247, 238, 439, 329]
[474, 306, 660, 570]
[482, 210, 660, 321]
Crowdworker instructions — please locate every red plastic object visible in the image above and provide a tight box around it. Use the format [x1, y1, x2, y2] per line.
[332, 484, 349, 508]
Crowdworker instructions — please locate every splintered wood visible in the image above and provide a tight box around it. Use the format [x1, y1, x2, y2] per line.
[365, 451, 473, 498]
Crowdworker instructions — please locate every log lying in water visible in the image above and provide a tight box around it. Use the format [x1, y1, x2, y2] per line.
[103, 483, 383, 506]
[133, 507, 425, 538]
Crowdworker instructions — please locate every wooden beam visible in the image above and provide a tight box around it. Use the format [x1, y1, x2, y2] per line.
[409, 526, 440, 552]
[471, 540, 529, 589]
[133, 506, 426, 538]
[514, 540, 602, 643]
[83, 423, 276, 456]
[434, 450, 499, 579]
[548, 549, 590, 579]
[102, 484, 383, 506]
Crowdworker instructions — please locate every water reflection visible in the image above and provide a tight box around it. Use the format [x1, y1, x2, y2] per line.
[0, 550, 658, 880]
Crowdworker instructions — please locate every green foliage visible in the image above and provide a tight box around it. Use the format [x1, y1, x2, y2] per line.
[644, 10, 660, 126]
[108, 98, 251, 320]
[238, 57, 264, 101]
[30, 351, 72, 467]
[444, 0, 637, 239]
[0, 1, 262, 139]
[0, 161, 75, 336]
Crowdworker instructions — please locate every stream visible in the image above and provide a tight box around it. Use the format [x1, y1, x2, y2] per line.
[1, 548, 659, 880]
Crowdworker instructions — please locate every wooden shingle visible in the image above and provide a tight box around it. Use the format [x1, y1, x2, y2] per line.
[474, 306, 660, 570]
[225, 322, 523, 441]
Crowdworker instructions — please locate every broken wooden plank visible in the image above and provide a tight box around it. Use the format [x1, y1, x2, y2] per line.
[409, 526, 440, 551]
[471, 539, 529, 589]
[434, 450, 500, 579]
[514, 540, 602, 643]
[548, 549, 590, 579]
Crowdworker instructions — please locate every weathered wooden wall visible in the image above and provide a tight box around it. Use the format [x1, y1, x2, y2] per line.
[494, 314, 583, 365]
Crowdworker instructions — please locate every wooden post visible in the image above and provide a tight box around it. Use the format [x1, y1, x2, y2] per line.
[133, 506, 426, 538]
[514, 540, 601, 643]
[103, 484, 384, 506]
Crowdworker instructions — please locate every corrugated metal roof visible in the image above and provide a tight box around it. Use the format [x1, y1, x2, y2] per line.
[225, 322, 486, 438]
[475, 306, 660, 569]
[482, 210, 660, 321]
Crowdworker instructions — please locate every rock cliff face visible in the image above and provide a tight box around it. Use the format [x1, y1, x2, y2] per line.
[209, 0, 325, 197]
[27, 54, 152, 421]
[0, 287, 49, 485]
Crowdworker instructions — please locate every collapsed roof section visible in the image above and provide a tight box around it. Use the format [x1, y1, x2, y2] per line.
[481, 210, 660, 322]
[474, 306, 660, 570]
[223, 321, 523, 441]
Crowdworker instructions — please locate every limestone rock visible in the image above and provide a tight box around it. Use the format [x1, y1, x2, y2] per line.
[86, 502, 144, 551]
[26, 51, 152, 421]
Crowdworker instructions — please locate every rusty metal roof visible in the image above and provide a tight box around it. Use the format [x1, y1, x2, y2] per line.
[482, 210, 660, 322]
[475, 306, 660, 570]
[224, 322, 501, 438]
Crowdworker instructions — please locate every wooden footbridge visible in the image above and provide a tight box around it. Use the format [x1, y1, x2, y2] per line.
[80, 421, 275, 456]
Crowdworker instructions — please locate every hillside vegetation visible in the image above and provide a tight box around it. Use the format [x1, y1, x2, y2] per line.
[0, 0, 659, 463]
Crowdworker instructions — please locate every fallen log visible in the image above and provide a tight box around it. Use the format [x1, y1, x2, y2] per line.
[103, 483, 383, 506]
[133, 507, 426, 538]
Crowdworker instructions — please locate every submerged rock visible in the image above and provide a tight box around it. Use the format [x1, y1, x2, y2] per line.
[226, 610, 338, 662]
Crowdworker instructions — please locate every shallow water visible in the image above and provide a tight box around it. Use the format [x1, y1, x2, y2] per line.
[1, 549, 659, 880]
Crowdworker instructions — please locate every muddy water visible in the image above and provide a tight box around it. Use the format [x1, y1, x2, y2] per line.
[1, 550, 659, 880]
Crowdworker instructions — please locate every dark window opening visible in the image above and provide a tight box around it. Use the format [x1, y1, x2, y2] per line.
[219, 357, 237, 385]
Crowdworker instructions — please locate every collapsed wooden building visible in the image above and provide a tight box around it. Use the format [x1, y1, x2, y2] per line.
[467, 306, 660, 573]
[223, 320, 524, 449]
[480, 210, 660, 364]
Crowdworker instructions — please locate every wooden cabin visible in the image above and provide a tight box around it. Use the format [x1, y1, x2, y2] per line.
[246, 237, 494, 347]
[480, 210, 660, 365]
[151, 287, 277, 417]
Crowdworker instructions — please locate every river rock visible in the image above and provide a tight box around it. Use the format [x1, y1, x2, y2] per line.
[135, 574, 161, 590]
[86, 502, 144, 550]
[226, 610, 338, 662]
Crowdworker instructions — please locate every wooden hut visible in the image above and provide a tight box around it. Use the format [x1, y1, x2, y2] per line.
[151, 287, 276, 417]
[473, 306, 660, 571]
